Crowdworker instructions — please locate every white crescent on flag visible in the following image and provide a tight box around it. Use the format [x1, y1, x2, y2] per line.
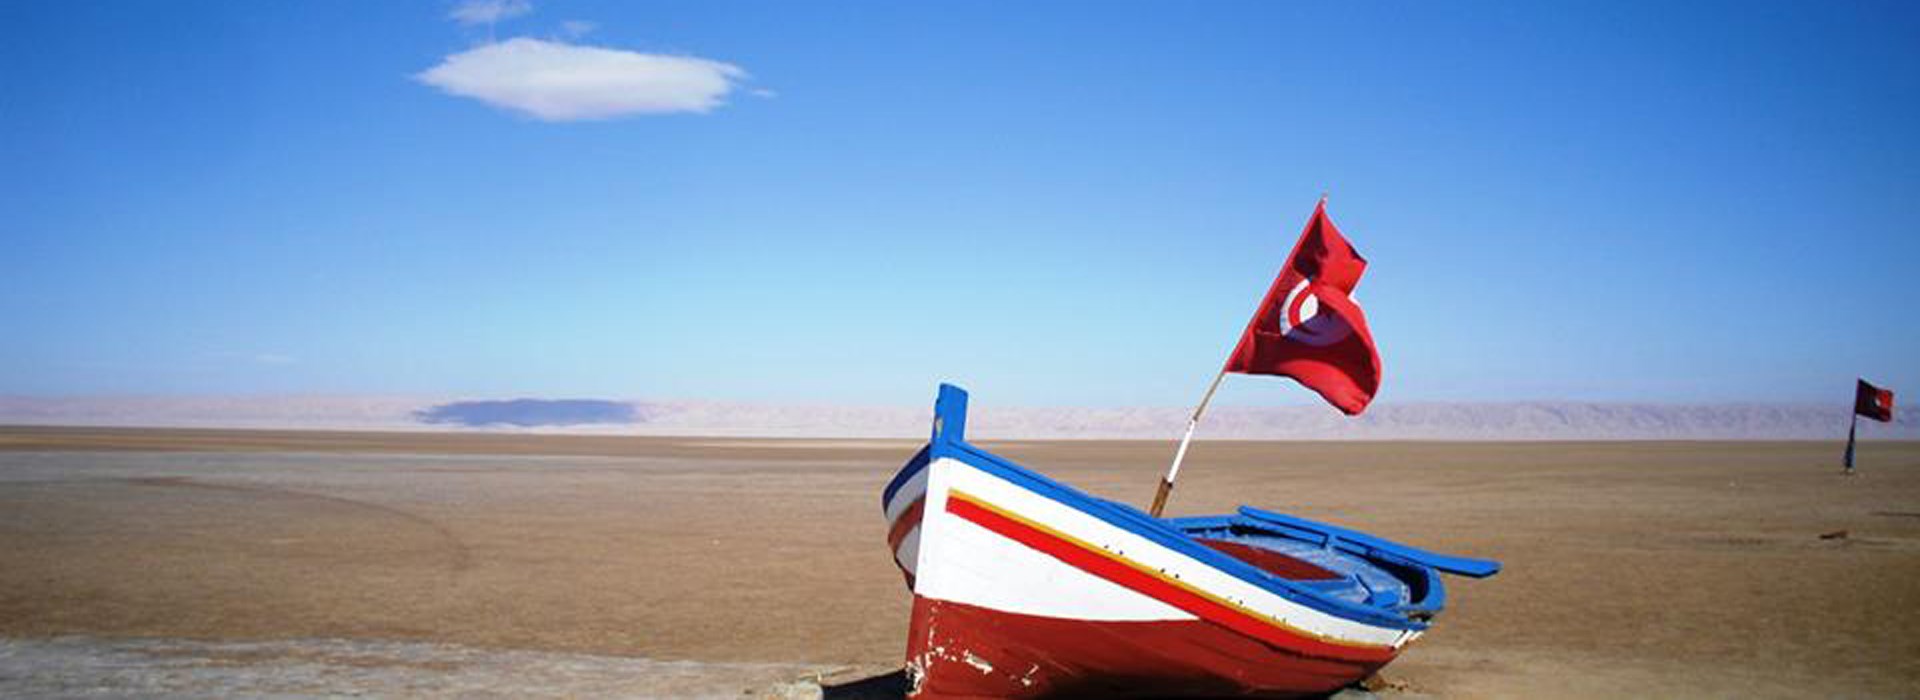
[1278, 278, 1354, 347]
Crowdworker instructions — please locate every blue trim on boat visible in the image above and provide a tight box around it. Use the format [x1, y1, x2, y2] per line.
[933, 384, 967, 445]
[881, 445, 931, 511]
[1160, 515, 1239, 530]
[919, 384, 1426, 631]
[879, 384, 968, 510]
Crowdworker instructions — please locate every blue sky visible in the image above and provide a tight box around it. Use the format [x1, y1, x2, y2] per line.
[3, 1, 1916, 407]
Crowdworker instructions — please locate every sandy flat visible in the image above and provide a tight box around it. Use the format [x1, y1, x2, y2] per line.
[0, 427, 1915, 697]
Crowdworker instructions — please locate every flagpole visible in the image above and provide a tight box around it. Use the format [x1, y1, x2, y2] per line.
[1843, 412, 1858, 475]
[1151, 369, 1227, 517]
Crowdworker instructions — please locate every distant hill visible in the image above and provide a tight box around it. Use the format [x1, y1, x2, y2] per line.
[415, 399, 640, 427]
[1, 395, 1913, 440]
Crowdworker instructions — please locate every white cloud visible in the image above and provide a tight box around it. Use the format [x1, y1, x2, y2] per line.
[559, 20, 596, 39]
[450, 0, 532, 26]
[416, 38, 746, 121]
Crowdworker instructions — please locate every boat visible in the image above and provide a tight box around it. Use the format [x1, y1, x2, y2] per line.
[882, 384, 1500, 698]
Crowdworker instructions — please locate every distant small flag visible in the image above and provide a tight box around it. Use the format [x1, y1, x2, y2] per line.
[1844, 378, 1894, 474]
[1854, 379, 1895, 423]
[1223, 200, 1381, 415]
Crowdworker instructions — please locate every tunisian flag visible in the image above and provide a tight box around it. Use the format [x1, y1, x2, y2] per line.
[1855, 379, 1895, 422]
[1224, 200, 1381, 415]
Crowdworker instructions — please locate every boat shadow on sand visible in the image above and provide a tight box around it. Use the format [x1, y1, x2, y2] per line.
[819, 670, 907, 699]
[819, 670, 1385, 699]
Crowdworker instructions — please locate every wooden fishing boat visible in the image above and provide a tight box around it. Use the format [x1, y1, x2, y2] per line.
[883, 384, 1499, 699]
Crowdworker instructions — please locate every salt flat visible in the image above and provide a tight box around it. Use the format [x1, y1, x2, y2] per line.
[1, 429, 1916, 697]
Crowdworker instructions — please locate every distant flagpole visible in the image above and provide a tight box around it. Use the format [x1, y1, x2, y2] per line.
[1150, 369, 1227, 517]
[1843, 412, 1858, 475]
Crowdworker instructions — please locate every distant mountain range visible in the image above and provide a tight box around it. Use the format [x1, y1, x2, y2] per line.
[1, 396, 1913, 440]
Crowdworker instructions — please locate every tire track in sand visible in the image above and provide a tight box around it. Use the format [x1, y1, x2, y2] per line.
[123, 476, 474, 575]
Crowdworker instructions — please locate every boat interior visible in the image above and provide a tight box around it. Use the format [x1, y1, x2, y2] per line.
[1168, 508, 1498, 620]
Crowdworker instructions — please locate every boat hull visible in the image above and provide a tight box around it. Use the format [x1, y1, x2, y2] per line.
[907, 596, 1385, 699]
[891, 452, 1408, 699]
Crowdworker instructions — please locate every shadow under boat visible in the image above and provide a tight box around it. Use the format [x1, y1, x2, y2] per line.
[820, 669, 1393, 700]
[821, 670, 909, 699]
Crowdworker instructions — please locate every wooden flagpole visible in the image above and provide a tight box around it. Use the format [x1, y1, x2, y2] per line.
[1150, 369, 1227, 517]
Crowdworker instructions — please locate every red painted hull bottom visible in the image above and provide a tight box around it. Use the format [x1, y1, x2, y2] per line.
[905, 596, 1392, 699]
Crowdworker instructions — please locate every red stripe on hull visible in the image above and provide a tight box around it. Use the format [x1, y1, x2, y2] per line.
[888, 497, 926, 552]
[906, 596, 1386, 699]
[944, 493, 1398, 665]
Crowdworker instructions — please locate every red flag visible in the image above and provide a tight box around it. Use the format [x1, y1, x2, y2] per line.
[1225, 200, 1381, 415]
[1855, 379, 1894, 422]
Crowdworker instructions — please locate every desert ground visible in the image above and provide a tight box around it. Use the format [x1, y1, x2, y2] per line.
[1, 426, 1916, 697]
